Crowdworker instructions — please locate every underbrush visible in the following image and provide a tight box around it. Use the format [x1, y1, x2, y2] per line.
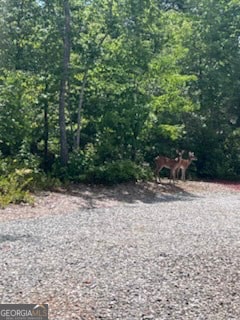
[0, 157, 61, 208]
[0, 148, 153, 207]
[83, 160, 153, 184]
[52, 145, 153, 185]
[0, 169, 34, 208]
[56, 150, 153, 184]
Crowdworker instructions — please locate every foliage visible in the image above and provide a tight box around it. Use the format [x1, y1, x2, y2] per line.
[0, 169, 33, 208]
[0, 70, 43, 155]
[85, 160, 153, 185]
[29, 173, 62, 191]
[0, 157, 61, 207]
[61, 144, 97, 181]
[0, 0, 240, 208]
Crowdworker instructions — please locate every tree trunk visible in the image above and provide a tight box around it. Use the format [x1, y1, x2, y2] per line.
[59, 0, 70, 165]
[15, 0, 24, 70]
[76, 69, 88, 150]
[43, 83, 49, 171]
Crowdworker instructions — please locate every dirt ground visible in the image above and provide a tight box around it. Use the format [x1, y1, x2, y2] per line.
[0, 180, 239, 222]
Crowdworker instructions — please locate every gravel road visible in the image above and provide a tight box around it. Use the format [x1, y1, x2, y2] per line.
[0, 189, 240, 319]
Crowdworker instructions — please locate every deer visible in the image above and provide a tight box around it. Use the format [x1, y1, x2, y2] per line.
[176, 151, 197, 181]
[155, 150, 184, 183]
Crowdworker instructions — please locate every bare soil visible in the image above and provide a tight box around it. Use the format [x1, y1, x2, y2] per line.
[0, 180, 239, 222]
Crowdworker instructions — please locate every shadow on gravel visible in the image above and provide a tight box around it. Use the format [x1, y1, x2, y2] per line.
[0, 234, 31, 243]
[57, 181, 198, 208]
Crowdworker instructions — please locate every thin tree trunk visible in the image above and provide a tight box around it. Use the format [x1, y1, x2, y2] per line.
[76, 69, 88, 150]
[43, 83, 49, 171]
[15, 0, 24, 70]
[131, 82, 138, 161]
[75, 34, 108, 151]
[66, 79, 74, 151]
[59, 0, 70, 165]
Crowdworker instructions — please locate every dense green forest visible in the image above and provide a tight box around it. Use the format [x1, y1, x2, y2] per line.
[0, 0, 240, 204]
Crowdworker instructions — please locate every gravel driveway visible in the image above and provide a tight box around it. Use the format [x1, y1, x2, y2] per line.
[0, 188, 240, 319]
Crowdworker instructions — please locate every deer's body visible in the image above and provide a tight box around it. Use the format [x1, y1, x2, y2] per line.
[177, 152, 197, 181]
[155, 155, 181, 182]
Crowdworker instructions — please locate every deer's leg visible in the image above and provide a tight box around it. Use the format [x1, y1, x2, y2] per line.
[174, 168, 179, 183]
[176, 168, 180, 180]
[181, 169, 186, 181]
[155, 167, 160, 183]
[155, 166, 163, 183]
[170, 168, 175, 184]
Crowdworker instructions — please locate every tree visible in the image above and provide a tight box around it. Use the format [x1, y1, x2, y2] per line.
[1, 0, 240, 184]
[59, 0, 71, 165]
[182, 0, 240, 177]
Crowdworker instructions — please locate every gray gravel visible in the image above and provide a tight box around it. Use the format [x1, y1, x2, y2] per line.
[0, 191, 240, 319]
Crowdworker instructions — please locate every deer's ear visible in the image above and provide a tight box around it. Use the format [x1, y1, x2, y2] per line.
[176, 149, 184, 155]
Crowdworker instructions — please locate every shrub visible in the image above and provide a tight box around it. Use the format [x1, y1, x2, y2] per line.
[68, 145, 96, 181]
[53, 144, 97, 182]
[0, 169, 34, 208]
[0, 155, 62, 207]
[29, 173, 61, 191]
[85, 160, 153, 184]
